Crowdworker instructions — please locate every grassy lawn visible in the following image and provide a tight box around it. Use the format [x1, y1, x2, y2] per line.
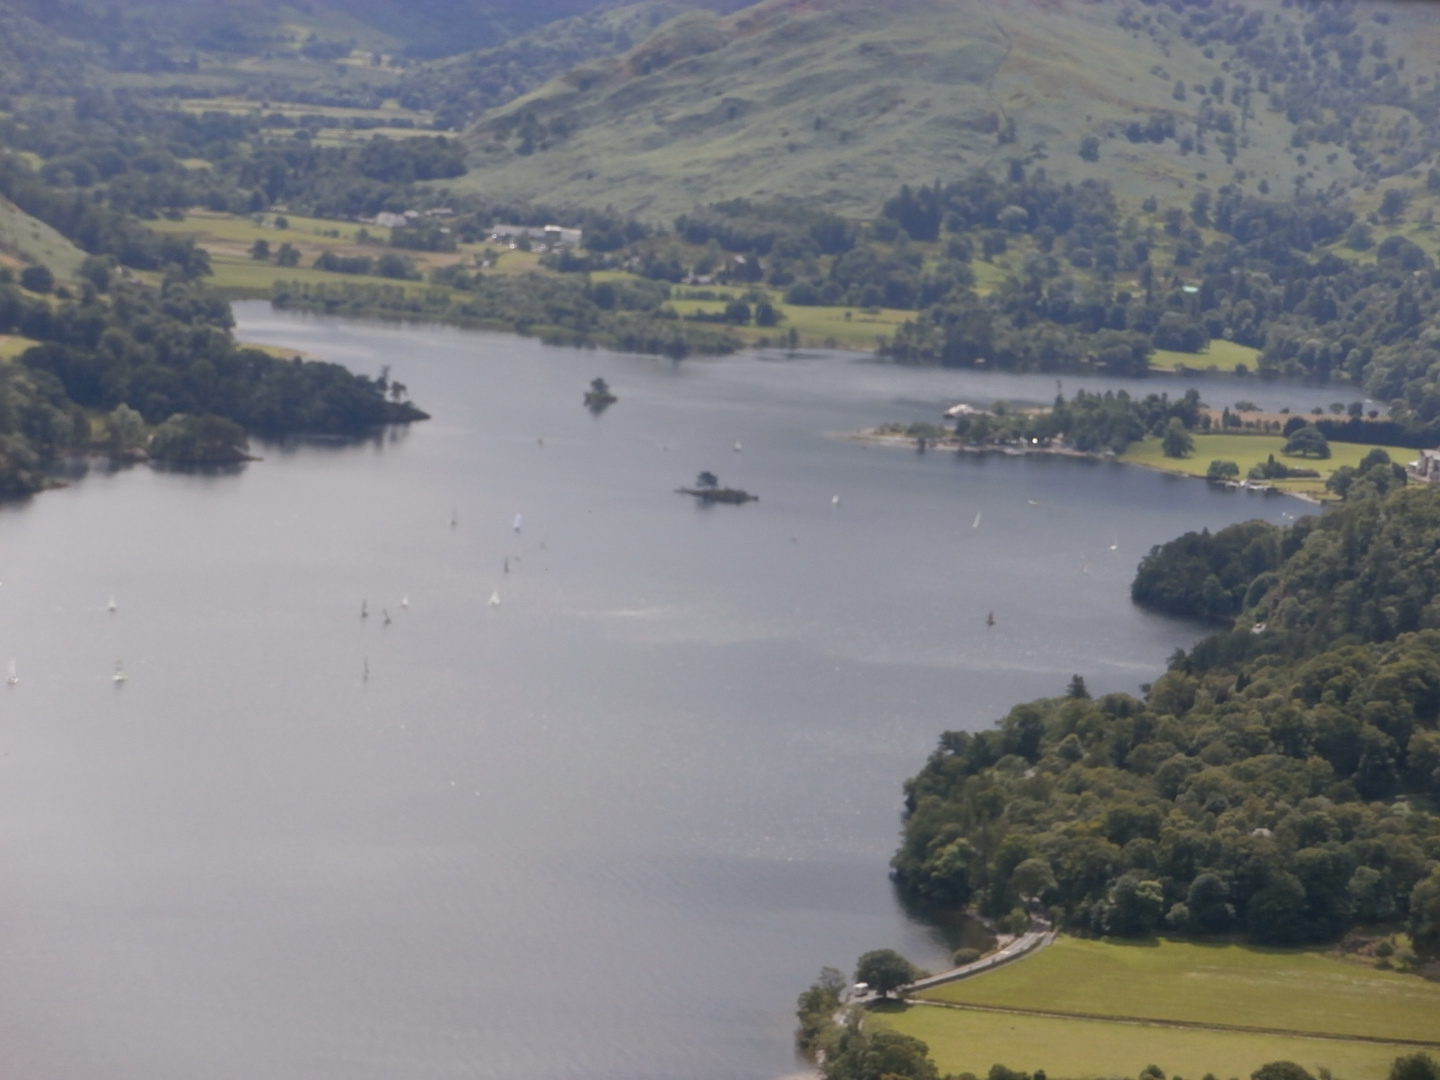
[912, 937, 1440, 1044]
[871, 1002, 1415, 1080]
[1151, 340, 1262, 373]
[1120, 433, 1413, 498]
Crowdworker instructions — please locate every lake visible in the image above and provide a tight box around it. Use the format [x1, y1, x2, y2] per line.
[0, 306, 1345, 1080]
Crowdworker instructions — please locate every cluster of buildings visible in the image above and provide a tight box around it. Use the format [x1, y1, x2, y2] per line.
[486, 224, 583, 248]
[1407, 449, 1440, 483]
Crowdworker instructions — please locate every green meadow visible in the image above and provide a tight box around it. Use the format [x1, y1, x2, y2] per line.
[914, 937, 1440, 1043]
[1120, 433, 1413, 498]
[871, 1002, 1416, 1080]
[867, 937, 1440, 1080]
[1150, 340, 1262, 374]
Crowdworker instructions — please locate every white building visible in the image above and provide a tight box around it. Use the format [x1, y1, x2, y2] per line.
[1408, 448, 1440, 483]
[488, 224, 583, 247]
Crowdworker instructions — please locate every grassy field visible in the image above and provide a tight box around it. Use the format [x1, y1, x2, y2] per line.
[1151, 340, 1262, 374]
[914, 937, 1440, 1044]
[871, 1002, 1417, 1080]
[0, 196, 88, 280]
[868, 936, 1440, 1080]
[148, 210, 392, 250]
[665, 290, 908, 349]
[1120, 433, 1412, 498]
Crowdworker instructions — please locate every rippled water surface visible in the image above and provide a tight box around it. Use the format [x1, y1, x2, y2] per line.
[0, 307, 1335, 1080]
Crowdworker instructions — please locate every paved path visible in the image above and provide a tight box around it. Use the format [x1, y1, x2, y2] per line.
[903, 924, 1055, 995]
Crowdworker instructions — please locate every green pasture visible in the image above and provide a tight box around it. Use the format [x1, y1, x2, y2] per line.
[205, 254, 441, 298]
[871, 1002, 1416, 1080]
[147, 211, 390, 248]
[913, 937, 1440, 1044]
[1151, 340, 1261, 373]
[1120, 433, 1412, 497]
[663, 287, 908, 349]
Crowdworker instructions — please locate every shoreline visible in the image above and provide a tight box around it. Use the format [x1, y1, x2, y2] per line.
[840, 430, 1324, 504]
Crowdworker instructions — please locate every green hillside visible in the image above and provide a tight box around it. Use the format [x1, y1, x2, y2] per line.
[459, 0, 1011, 216]
[0, 195, 87, 280]
[455, 0, 1440, 218]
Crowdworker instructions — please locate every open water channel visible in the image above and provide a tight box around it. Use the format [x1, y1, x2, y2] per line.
[0, 305, 1355, 1080]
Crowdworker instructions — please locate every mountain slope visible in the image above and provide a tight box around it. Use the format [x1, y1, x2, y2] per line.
[459, 0, 1011, 217]
[453, 0, 1440, 219]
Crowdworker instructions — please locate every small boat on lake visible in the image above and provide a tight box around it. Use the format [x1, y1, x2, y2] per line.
[113, 661, 127, 684]
[7, 658, 16, 685]
[107, 594, 117, 613]
[489, 590, 500, 607]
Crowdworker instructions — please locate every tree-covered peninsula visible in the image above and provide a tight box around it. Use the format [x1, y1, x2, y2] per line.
[0, 269, 424, 493]
[893, 484, 1440, 951]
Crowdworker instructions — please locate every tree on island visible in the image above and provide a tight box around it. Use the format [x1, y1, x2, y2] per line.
[1161, 418, 1194, 458]
[1283, 425, 1331, 458]
[854, 948, 918, 998]
[696, 471, 719, 489]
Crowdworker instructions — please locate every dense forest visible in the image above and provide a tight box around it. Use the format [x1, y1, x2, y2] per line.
[892, 483, 1440, 953]
[0, 267, 423, 492]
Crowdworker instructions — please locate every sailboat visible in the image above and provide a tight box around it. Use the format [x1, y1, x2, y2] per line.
[401, 595, 409, 609]
[972, 512, 982, 529]
[489, 590, 500, 607]
[382, 609, 391, 626]
[112, 661, 127, 684]
[450, 509, 458, 528]
[831, 494, 841, 506]
[513, 513, 523, 533]
[986, 611, 995, 628]
[6, 658, 16, 685]
[363, 658, 370, 682]
[360, 599, 369, 619]
[733, 441, 742, 452]
[107, 594, 117, 613]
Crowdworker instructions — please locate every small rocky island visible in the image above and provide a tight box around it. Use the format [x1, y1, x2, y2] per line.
[676, 471, 757, 504]
[584, 377, 618, 413]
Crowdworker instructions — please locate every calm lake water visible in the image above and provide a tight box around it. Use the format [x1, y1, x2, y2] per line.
[0, 306, 1347, 1080]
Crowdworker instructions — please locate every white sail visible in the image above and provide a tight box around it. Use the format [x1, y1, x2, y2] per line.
[513, 513, 523, 532]
[113, 661, 127, 683]
[107, 594, 117, 612]
[489, 591, 500, 607]
[6, 658, 16, 686]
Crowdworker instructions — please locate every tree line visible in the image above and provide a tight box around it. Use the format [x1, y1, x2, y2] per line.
[892, 484, 1440, 955]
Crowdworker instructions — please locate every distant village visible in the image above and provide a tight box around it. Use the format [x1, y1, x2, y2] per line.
[355, 208, 583, 251]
